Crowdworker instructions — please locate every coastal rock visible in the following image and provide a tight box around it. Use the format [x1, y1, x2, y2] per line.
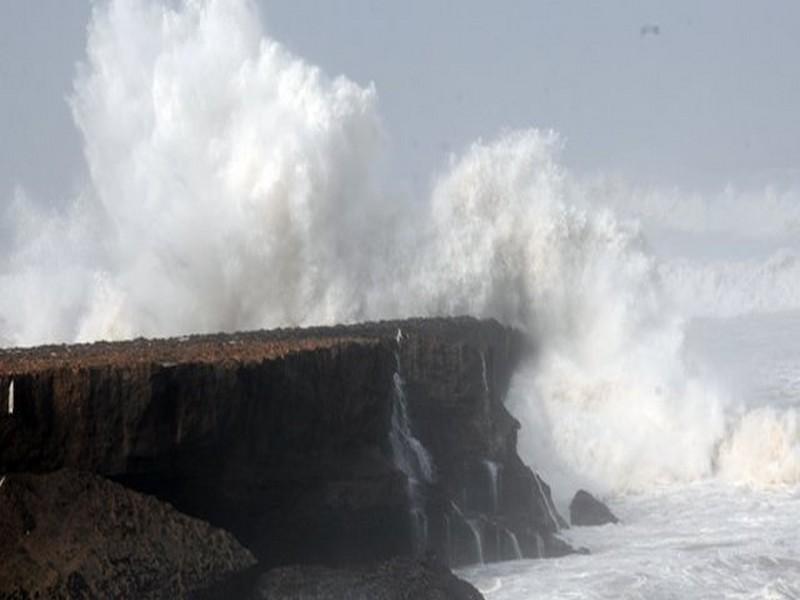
[569, 490, 619, 526]
[0, 469, 255, 599]
[0, 317, 569, 570]
[197, 557, 483, 600]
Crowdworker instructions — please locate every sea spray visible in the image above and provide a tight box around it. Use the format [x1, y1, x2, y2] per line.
[2, 0, 390, 343]
[2, 0, 798, 500]
[660, 250, 800, 318]
[717, 406, 800, 486]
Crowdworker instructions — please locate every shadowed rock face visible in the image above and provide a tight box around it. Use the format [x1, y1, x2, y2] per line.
[0, 470, 255, 599]
[0, 317, 569, 573]
[197, 557, 483, 600]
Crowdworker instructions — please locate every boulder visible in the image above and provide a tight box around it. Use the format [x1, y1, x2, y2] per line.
[0, 469, 255, 599]
[197, 557, 483, 600]
[569, 490, 619, 526]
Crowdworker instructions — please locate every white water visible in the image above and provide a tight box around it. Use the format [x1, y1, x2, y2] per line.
[2, 1, 800, 596]
[484, 460, 501, 514]
[463, 313, 800, 596]
[461, 483, 800, 599]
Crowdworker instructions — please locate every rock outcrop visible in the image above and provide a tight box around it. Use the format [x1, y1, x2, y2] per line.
[569, 490, 619, 526]
[0, 469, 255, 599]
[197, 557, 483, 600]
[0, 317, 570, 594]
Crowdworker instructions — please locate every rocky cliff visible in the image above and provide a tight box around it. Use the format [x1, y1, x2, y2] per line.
[0, 317, 569, 595]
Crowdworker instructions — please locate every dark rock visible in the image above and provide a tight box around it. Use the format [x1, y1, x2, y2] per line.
[0, 317, 570, 571]
[199, 557, 484, 600]
[569, 490, 619, 526]
[0, 469, 255, 599]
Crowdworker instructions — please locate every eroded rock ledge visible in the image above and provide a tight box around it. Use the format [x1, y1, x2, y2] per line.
[0, 317, 570, 597]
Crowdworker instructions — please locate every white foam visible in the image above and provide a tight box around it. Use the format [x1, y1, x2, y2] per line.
[1, 0, 798, 503]
[459, 482, 800, 599]
[718, 407, 800, 486]
[3, 0, 388, 345]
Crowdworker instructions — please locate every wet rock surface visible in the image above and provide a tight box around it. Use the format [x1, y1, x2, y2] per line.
[0, 469, 255, 599]
[569, 490, 619, 526]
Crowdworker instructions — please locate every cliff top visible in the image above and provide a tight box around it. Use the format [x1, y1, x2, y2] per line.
[0, 316, 510, 375]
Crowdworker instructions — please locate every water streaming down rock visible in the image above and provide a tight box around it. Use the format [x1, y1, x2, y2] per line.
[505, 529, 523, 560]
[386, 323, 571, 565]
[484, 460, 501, 514]
[390, 329, 435, 555]
[450, 501, 485, 566]
[535, 533, 545, 559]
[534, 473, 561, 531]
[444, 513, 453, 564]
[481, 351, 490, 395]
[466, 519, 485, 565]
[6, 380, 13, 415]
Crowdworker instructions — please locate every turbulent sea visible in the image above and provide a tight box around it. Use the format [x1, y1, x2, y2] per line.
[2, 1, 799, 597]
[462, 312, 800, 599]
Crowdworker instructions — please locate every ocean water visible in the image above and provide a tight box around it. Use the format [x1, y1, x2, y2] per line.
[461, 311, 800, 598]
[460, 482, 800, 599]
[2, 1, 799, 596]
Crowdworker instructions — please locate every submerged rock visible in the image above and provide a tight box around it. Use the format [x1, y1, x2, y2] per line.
[569, 490, 619, 526]
[0, 469, 255, 599]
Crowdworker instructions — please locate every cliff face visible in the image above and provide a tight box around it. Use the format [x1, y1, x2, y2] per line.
[0, 317, 567, 574]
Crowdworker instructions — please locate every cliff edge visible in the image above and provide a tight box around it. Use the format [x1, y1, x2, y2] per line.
[0, 317, 569, 596]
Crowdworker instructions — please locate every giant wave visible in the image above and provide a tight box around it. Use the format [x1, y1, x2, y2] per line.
[2, 0, 799, 501]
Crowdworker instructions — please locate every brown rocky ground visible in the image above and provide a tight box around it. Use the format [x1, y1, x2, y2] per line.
[0, 469, 255, 599]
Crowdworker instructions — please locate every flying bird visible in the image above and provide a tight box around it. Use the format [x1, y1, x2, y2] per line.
[640, 24, 660, 37]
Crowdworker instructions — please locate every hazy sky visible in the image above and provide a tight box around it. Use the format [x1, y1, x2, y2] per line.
[2, 0, 799, 203]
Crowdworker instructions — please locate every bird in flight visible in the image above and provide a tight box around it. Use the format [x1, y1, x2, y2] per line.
[640, 24, 660, 37]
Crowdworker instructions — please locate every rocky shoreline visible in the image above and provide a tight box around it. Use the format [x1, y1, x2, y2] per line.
[0, 317, 574, 598]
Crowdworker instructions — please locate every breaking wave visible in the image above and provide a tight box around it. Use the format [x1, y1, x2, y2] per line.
[2, 0, 799, 493]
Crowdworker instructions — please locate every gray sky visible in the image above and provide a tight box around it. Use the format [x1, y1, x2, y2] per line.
[2, 0, 799, 204]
